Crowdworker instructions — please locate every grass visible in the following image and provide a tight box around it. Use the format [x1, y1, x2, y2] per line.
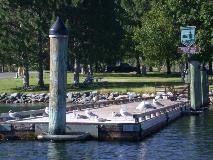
[0, 72, 187, 94]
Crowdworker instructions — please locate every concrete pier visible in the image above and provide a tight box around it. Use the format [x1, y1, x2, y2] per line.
[0, 99, 189, 141]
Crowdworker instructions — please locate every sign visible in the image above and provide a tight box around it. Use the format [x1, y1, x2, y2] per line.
[180, 26, 196, 47]
[177, 46, 200, 54]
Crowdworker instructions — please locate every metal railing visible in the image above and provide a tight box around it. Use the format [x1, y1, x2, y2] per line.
[133, 101, 189, 123]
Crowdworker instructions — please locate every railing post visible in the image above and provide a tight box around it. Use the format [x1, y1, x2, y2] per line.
[48, 17, 68, 135]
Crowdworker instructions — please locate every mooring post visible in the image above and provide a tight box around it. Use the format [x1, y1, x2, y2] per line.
[203, 68, 209, 105]
[201, 67, 209, 106]
[48, 17, 68, 135]
[190, 61, 202, 110]
[200, 66, 205, 106]
[206, 70, 209, 105]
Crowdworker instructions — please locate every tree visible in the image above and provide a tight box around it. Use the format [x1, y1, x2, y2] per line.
[165, 0, 213, 69]
[120, 0, 151, 74]
[134, 2, 179, 74]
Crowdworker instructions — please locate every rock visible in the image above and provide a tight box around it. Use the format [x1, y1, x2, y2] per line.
[67, 92, 73, 100]
[91, 91, 98, 95]
[26, 93, 32, 97]
[39, 93, 46, 97]
[11, 93, 20, 98]
[13, 100, 19, 104]
[83, 92, 90, 97]
[39, 97, 45, 102]
[32, 99, 39, 103]
[1, 93, 7, 97]
[9, 96, 16, 101]
[108, 95, 114, 100]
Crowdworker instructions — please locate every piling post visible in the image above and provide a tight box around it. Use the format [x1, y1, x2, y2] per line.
[203, 68, 209, 105]
[48, 17, 68, 135]
[190, 61, 202, 110]
[206, 70, 209, 105]
[200, 66, 205, 106]
[201, 67, 210, 106]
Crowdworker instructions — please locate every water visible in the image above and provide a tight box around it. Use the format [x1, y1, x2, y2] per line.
[0, 107, 213, 160]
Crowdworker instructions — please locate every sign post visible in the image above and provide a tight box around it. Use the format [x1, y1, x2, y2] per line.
[178, 26, 208, 109]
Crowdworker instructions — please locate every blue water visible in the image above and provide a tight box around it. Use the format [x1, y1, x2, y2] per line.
[0, 109, 213, 160]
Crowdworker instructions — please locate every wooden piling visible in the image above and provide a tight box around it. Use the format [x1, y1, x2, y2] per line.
[190, 61, 201, 110]
[206, 70, 209, 105]
[48, 17, 68, 135]
[203, 67, 209, 105]
[201, 67, 205, 106]
[200, 67, 210, 106]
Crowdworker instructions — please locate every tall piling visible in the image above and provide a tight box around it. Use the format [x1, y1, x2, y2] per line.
[206, 70, 209, 105]
[48, 17, 68, 135]
[201, 67, 209, 106]
[200, 67, 205, 106]
[190, 61, 201, 110]
[200, 67, 209, 106]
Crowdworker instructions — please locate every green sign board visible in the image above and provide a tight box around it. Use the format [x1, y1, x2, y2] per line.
[180, 26, 196, 47]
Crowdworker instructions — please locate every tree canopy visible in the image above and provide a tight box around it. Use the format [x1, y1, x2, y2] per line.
[0, 0, 212, 87]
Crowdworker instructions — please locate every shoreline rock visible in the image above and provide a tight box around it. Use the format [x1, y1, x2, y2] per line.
[0, 90, 187, 105]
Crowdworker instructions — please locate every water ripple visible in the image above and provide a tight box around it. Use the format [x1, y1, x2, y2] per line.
[0, 110, 213, 160]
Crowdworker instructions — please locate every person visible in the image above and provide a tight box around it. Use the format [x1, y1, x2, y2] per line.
[18, 66, 24, 77]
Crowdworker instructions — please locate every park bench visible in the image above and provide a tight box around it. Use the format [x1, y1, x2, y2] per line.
[83, 76, 103, 87]
[93, 77, 103, 82]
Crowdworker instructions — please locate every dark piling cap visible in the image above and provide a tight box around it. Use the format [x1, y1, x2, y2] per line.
[49, 17, 68, 36]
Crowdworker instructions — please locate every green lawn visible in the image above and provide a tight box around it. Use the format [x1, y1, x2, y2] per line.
[0, 72, 187, 94]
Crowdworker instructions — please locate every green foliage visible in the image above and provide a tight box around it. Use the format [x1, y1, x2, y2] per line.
[0, 0, 212, 88]
[165, 0, 213, 63]
[133, 2, 178, 67]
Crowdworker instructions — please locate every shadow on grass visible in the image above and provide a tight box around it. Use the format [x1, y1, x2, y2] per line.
[12, 84, 49, 93]
[11, 81, 184, 93]
[94, 72, 181, 78]
[66, 81, 185, 92]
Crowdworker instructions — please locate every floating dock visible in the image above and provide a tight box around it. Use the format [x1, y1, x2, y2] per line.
[0, 99, 189, 141]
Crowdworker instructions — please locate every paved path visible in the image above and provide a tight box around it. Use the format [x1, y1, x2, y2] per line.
[0, 72, 38, 79]
[0, 72, 16, 79]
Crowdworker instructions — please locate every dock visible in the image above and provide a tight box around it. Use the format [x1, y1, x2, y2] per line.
[0, 98, 189, 141]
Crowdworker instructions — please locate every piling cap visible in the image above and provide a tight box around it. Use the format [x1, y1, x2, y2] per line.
[49, 17, 68, 37]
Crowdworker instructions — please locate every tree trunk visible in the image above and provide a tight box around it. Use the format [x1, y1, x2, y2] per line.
[38, 61, 44, 88]
[1, 64, 4, 72]
[88, 64, 93, 76]
[83, 64, 87, 75]
[135, 53, 141, 74]
[95, 63, 99, 73]
[141, 65, 146, 75]
[208, 61, 212, 75]
[180, 62, 185, 82]
[166, 58, 171, 75]
[149, 66, 153, 72]
[23, 58, 30, 89]
[37, 27, 44, 88]
[73, 58, 80, 86]
[67, 54, 72, 71]
[9, 64, 12, 72]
